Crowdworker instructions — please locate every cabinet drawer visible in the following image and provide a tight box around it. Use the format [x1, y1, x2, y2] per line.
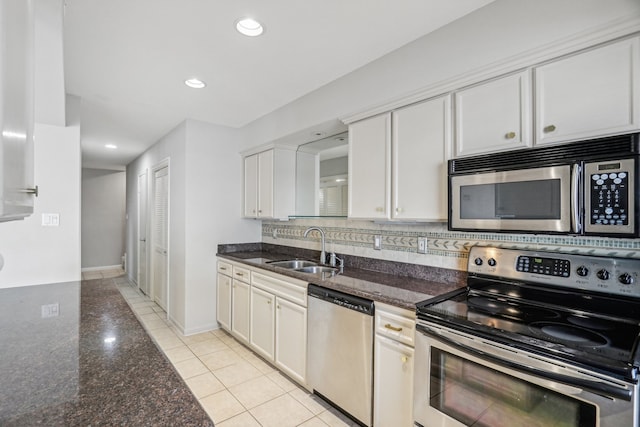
[251, 271, 307, 307]
[217, 261, 232, 275]
[375, 304, 416, 347]
[232, 265, 251, 283]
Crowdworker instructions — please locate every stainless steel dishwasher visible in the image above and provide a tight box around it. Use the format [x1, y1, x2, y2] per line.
[307, 284, 374, 427]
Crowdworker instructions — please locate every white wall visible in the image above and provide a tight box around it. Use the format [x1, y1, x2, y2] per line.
[0, 96, 81, 288]
[242, 0, 640, 146]
[125, 119, 260, 334]
[183, 120, 261, 333]
[81, 168, 126, 269]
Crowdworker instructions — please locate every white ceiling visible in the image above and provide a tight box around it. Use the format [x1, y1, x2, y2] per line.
[63, 0, 494, 169]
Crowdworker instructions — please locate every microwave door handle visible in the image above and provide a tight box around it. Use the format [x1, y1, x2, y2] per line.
[419, 325, 632, 401]
[571, 163, 582, 234]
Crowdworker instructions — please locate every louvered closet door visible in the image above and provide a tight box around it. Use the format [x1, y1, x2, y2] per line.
[152, 166, 169, 310]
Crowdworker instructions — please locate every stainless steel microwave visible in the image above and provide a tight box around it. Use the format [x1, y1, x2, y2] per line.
[448, 133, 639, 237]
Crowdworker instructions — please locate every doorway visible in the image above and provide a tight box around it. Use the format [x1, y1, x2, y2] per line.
[137, 170, 149, 294]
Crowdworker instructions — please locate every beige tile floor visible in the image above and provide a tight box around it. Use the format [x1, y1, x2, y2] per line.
[112, 274, 360, 427]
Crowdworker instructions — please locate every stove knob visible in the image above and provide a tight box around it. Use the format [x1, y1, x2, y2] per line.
[596, 269, 610, 281]
[488, 258, 497, 267]
[474, 257, 483, 266]
[619, 273, 634, 285]
[576, 266, 589, 277]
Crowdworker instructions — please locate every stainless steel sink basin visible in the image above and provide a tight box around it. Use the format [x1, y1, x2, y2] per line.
[268, 260, 317, 269]
[294, 266, 339, 274]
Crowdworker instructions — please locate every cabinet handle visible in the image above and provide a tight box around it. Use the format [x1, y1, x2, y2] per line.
[395, 207, 403, 214]
[505, 131, 516, 140]
[277, 305, 280, 309]
[267, 300, 271, 305]
[235, 272, 244, 277]
[220, 267, 227, 271]
[543, 124, 556, 133]
[401, 355, 408, 363]
[384, 323, 403, 332]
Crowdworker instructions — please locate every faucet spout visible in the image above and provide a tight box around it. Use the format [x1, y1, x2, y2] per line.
[303, 227, 326, 265]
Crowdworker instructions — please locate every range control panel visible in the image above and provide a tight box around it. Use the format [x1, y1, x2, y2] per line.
[469, 246, 640, 298]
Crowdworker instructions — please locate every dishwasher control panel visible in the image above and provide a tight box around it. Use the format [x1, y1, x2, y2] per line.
[308, 284, 374, 315]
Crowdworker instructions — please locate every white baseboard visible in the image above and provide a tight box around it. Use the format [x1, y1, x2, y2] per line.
[81, 264, 123, 272]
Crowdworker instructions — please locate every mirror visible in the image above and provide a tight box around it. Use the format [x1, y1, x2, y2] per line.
[295, 132, 348, 217]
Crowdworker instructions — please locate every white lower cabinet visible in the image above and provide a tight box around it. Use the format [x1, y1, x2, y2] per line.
[250, 271, 308, 386]
[275, 297, 307, 384]
[231, 268, 251, 344]
[216, 264, 232, 331]
[374, 303, 416, 427]
[250, 286, 276, 360]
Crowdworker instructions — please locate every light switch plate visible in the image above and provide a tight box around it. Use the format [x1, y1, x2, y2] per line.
[42, 213, 60, 227]
[41, 303, 59, 318]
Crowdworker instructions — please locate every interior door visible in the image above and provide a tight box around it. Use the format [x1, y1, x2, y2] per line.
[137, 171, 148, 294]
[151, 165, 169, 310]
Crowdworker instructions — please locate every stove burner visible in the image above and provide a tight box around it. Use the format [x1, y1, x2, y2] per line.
[567, 315, 616, 331]
[530, 322, 609, 347]
[468, 297, 558, 320]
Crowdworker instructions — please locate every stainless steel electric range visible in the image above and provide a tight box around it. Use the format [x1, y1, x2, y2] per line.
[414, 246, 640, 427]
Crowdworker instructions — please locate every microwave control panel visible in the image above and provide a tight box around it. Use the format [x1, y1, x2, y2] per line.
[584, 158, 635, 235]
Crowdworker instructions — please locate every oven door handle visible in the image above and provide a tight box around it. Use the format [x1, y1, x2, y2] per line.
[420, 326, 632, 402]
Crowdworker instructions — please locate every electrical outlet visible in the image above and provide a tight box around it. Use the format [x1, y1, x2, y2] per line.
[373, 235, 382, 250]
[418, 237, 428, 254]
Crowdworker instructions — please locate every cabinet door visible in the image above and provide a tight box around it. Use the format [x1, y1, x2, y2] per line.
[243, 154, 258, 217]
[231, 279, 250, 343]
[216, 273, 232, 331]
[275, 298, 307, 385]
[250, 286, 275, 361]
[393, 96, 451, 221]
[535, 37, 640, 145]
[455, 71, 531, 157]
[0, 0, 35, 221]
[374, 335, 414, 427]
[258, 150, 274, 218]
[348, 113, 391, 219]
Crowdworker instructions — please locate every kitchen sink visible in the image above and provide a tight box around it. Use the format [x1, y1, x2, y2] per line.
[267, 260, 318, 269]
[294, 266, 339, 274]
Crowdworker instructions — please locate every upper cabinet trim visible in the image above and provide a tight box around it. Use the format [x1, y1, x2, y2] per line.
[340, 16, 640, 125]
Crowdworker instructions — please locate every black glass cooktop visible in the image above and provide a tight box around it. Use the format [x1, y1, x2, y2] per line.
[417, 278, 640, 380]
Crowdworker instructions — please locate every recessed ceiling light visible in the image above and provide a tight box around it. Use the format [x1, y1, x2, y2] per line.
[236, 18, 264, 37]
[185, 78, 206, 89]
[105, 144, 117, 149]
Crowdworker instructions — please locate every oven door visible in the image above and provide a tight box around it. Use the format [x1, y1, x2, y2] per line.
[449, 164, 577, 233]
[414, 323, 637, 427]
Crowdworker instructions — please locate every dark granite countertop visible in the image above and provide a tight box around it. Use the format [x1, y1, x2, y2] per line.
[217, 243, 466, 311]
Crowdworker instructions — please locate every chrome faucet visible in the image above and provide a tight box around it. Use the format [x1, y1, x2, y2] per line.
[303, 226, 326, 265]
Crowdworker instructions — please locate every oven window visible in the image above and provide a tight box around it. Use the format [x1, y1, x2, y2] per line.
[460, 179, 561, 220]
[430, 348, 596, 427]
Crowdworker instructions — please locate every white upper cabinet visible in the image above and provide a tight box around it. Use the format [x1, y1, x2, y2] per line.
[454, 70, 532, 157]
[243, 154, 259, 217]
[535, 37, 640, 145]
[243, 147, 296, 219]
[349, 96, 451, 222]
[348, 113, 391, 220]
[0, 0, 36, 222]
[392, 96, 451, 221]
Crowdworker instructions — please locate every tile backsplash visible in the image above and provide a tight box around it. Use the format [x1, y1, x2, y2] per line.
[262, 219, 640, 271]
